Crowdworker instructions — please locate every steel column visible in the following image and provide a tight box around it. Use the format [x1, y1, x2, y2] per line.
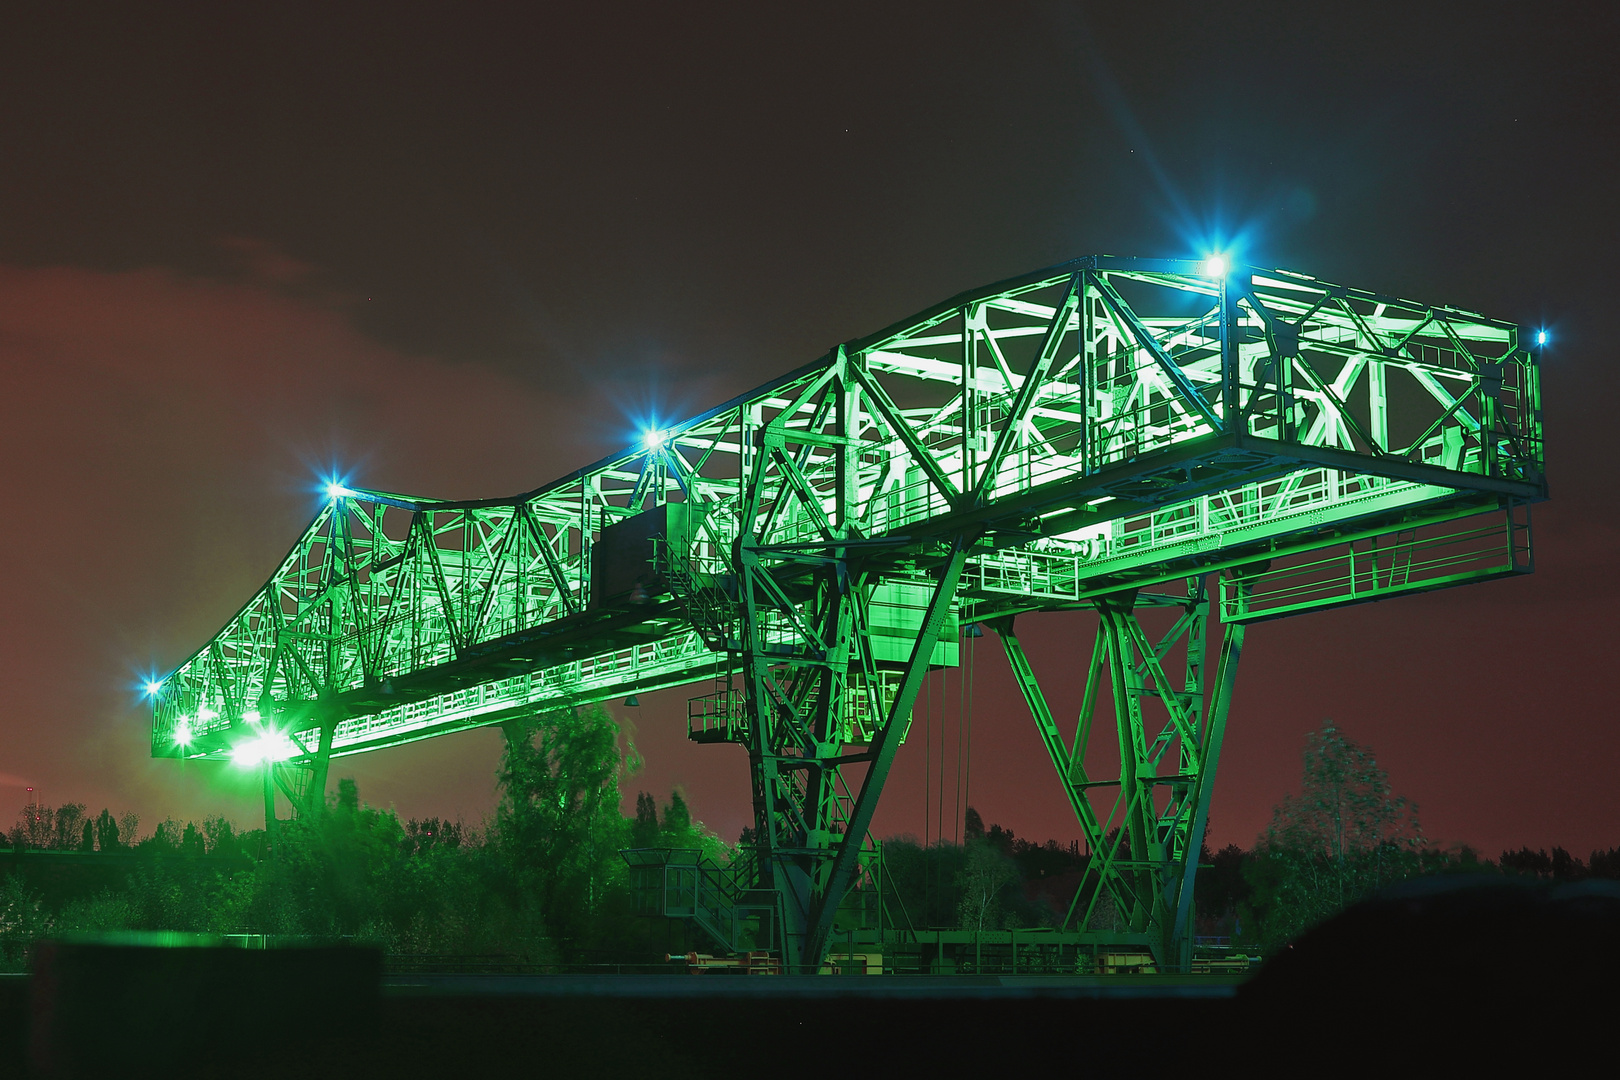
[995, 578, 1239, 966]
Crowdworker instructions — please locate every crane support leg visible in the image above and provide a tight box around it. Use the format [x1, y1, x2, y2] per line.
[265, 717, 337, 821]
[992, 576, 1244, 969]
[262, 761, 277, 837]
[738, 530, 967, 972]
[734, 346, 972, 972]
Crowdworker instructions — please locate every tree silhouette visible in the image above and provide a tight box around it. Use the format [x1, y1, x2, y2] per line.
[52, 804, 87, 851]
[1265, 721, 1422, 874]
[630, 792, 659, 848]
[660, 791, 691, 836]
[963, 807, 985, 841]
[1247, 720, 1423, 946]
[95, 809, 120, 851]
[956, 841, 1017, 933]
[496, 705, 630, 953]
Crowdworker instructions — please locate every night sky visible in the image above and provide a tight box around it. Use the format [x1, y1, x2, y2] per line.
[2, 3, 1615, 856]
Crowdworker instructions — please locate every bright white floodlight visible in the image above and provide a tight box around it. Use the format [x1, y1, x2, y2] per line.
[1202, 254, 1228, 279]
[231, 732, 297, 767]
[642, 429, 667, 451]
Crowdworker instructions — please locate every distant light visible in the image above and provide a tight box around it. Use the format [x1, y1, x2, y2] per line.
[143, 680, 163, 697]
[1202, 254, 1228, 280]
[325, 481, 356, 501]
[174, 718, 193, 747]
[641, 429, 666, 451]
[1536, 330, 1548, 347]
[243, 709, 261, 724]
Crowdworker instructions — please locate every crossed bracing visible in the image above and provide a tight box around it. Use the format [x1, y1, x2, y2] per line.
[150, 256, 1543, 969]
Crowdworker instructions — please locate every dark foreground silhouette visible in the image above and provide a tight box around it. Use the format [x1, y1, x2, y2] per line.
[1239, 874, 1620, 1063]
[7, 875, 1617, 1078]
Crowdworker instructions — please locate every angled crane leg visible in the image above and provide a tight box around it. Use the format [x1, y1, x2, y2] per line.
[267, 718, 338, 821]
[803, 541, 969, 968]
[263, 762, 277, 838]
[307, 719, 335, 816]
[739, 539, 968, 973]
[270, 762, 310, 816]
[996, 580, 1241, 969]
[1168, 602, 1244, 969]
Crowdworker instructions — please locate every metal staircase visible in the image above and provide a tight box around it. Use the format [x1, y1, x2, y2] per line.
[624, 847, 781, 953]
[656, 541, 737, 651]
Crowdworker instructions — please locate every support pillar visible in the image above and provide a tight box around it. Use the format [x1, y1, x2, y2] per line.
[263, 761, 276, 833]
[994, 575, 1244, 968]
[732, 347, 972, 972]
[307, 718, 336, 816]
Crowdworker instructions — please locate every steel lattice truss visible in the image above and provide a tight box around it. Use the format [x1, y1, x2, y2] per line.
[149, 256, 1543, 968]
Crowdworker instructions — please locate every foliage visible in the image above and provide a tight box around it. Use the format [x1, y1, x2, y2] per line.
[956, 841, 1019, 932]
[963, 807, 985, 841]
[1265, 721, 1423, 860]
[1500, 845, 1604, 881]
[880, 838, 966, 931]
[1244, 720, 1425, 948]
[0, 874, 51, 970]
[629, 789, 729, 868]
[2, 757, 1616, 973]
[12, 708, 1612, 970]
[94, 809, 120, 851]
[0, 701, 718, 969]
[496, 705, 631, 952]
[881, 825, 1054, 933]
[403, 817, 464, 856]
[1592, 848, 1620, 879]
[52, 804, 88, 852]
[9, 802, 89, 850]
[139, 819, 183, 854]
[631, 792, 659, 848]
[1195, 843, 1251, 927]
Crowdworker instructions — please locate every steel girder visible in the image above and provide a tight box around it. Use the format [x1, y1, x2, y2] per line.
[731, 350, 973, 969]
[148, 256, 1543, 966]
[992, 577, 1245, 968]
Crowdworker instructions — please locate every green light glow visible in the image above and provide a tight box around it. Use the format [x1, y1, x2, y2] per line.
[231, 732, 297, 767]
[150, 257, 1544, 764]
[149, 254, 1544, 972]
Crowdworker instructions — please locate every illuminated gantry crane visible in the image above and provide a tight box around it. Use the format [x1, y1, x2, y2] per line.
[146, 256, 1544, 972]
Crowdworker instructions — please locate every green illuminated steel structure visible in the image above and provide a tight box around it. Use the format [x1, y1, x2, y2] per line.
[148, 256, 1544, 971]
